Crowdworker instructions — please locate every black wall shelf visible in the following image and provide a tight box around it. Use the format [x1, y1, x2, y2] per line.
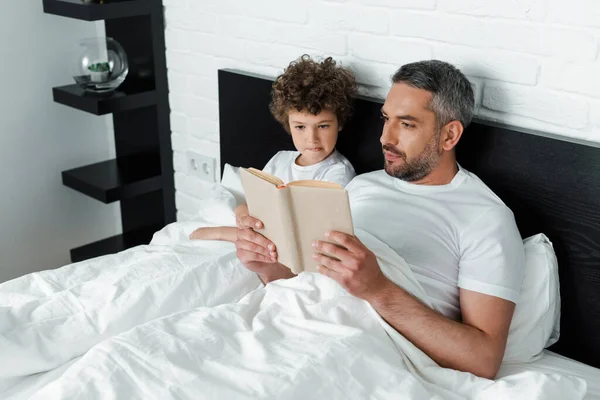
[43, 0, 152, 21]
[62, 154, 162, 203]
[53, 84, 157, 115]
[70, 223, 162, 263]
[45, 0, 175, 263]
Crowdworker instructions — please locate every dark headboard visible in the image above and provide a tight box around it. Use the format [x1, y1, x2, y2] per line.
[218, 69, 600, 368]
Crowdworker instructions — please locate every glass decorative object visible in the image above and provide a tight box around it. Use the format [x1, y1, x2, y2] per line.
[72, 37, 128, 94]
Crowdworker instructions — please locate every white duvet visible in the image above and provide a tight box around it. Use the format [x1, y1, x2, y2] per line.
[0, 188, 588, 399]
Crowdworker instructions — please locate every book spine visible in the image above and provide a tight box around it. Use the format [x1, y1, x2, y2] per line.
[274, 187, 302, 274]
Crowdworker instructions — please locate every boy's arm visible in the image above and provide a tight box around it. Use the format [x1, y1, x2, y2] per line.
[189, 226, 238, 242]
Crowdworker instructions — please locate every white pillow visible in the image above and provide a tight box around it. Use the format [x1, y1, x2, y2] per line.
[503, 233, 561, 363]
[221, 163, 245, 206]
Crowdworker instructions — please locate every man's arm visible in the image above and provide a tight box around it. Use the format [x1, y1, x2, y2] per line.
[368, 282, 514, 379]
[313, 232, 514, 380]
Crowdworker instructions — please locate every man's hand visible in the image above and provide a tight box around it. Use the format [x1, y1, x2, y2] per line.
[234, 215, 295, 283]
[312, 231, 390, 300]
[314, 233, 513, 380]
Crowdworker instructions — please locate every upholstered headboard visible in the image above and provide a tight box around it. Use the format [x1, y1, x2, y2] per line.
[218, 68, 600, 368]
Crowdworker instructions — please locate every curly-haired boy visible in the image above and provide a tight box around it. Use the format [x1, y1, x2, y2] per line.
[191, 55, 357, 242]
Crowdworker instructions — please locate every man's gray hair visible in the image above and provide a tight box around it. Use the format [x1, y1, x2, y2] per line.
[392, 60, 475, 130]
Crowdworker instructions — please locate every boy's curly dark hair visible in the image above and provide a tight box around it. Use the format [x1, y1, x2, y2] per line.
[269, 55, 357, 132]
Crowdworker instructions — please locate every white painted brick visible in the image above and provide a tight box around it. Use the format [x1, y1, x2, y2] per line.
[167, 70, 188, 94]
[357, 0, 436, 10]
[391, 13, 596, 62]
[438, 0, 546, 21]
[188, 76, 218, 100]
[242, 0, 309, 24]
[350, 34, 432, 66]
[170, 94, 219, 120]
[311, 3, 389, 34]
[163, 0, 184, 8]
[173, 150, 187, 172]
[165, 8, 218, 33]
[547, 0, 600, 29]
[482, 83, 589, 129]
[192, 0, 243, 16]
[170, 112, 188, 134]
[468, 77, 483, 111]
[217, 15, 278, 43]
[172, 133, 220, 159]
[244, 42, 322, 69]
[171, 133, 189, 153]
[391, 12, 487, 47]
[544, 62, 600, 98]
[166, 51, 218, 77]
[187, 32, 245, 59]
[283, 26, 347, 55]
[486, 25, 596, 63]
[433, 46, 539, 85]
[589, 100, 600, 133]
[219, 16, 346, 54]
[165, 0, 600, 203]
[343, 58, 398, 87]
[197, 0, 308, 24]
[165, 28, 188, 52]
[189, 117, 219, 140]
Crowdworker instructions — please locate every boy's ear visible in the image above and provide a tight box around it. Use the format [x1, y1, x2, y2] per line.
[338, 125, 343, 132]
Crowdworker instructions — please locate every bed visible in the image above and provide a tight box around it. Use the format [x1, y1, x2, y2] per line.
[1, 69, 599, 399]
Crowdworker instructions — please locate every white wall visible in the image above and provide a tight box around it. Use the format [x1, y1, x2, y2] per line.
[163, 0, 600, 219]
[0, 1, 121, 282]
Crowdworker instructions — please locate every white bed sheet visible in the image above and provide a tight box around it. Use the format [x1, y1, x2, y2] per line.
[0, 185, 594, 400]
[6, 350, 598, 400]
[498, 350, 600, 400]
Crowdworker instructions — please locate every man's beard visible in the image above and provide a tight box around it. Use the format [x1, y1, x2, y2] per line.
[383, 135, 442, 182]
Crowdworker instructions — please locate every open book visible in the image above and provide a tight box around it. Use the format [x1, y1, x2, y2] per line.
[240, 168, 354, 274]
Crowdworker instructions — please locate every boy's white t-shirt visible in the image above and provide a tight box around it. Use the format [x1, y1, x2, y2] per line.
[263, 149, 356, 187]
[346, 167, 525, 321]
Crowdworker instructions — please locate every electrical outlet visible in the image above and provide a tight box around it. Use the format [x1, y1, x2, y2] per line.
[187, 151, 216, 182]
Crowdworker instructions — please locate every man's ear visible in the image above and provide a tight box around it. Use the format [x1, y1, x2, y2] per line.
[440, 120, 464, 151]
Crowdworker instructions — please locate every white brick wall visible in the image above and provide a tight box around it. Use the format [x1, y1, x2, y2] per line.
[164, 0, 600, 217]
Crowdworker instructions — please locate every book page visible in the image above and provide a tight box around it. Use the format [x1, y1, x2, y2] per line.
[239, 169, 301, 273]
[287, 180, 342, 189]
[288, 186, 354, 273]
[247, 167, 284, 186]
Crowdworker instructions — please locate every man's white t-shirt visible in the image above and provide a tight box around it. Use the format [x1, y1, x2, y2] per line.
[346, 167, 525, 321]
[263, 150, 356, 187]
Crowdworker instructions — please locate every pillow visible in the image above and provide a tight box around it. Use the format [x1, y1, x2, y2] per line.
[503, 233, 561, 363]
[221, 163, 245, 206]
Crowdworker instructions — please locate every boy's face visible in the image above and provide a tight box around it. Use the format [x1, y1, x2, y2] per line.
[288, 109, 340, 166]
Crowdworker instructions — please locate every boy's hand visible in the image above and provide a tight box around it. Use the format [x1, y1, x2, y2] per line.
[235, 216, 295, 284]
[235, 226, 277, 264]
[312, 231, 389, 301]
[234, 204, 250, 228]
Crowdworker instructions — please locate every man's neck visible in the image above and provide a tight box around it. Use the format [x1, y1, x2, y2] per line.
[410, 154, 459, 186]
